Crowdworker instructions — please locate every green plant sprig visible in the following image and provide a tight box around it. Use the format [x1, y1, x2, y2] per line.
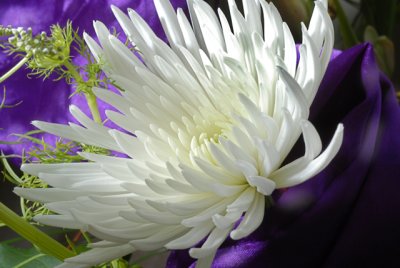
[0, 22, 113, 124]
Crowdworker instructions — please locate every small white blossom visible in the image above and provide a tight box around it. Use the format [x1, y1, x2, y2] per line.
[15, 0, 342, 267]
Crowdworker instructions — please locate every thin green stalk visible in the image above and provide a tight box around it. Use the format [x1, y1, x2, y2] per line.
[20, 197, 26, 218]
[14, 253, 46, 268]
[0, 55, 30, 83]
[63, 61, 102, 124]
[0, 202, 75, 261]
[1, 153, 23, 185]
[81, 231, 92, 244]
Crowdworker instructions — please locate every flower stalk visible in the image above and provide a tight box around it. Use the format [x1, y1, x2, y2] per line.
[0, 202, 75, 261]
[63, 60, 102, 124]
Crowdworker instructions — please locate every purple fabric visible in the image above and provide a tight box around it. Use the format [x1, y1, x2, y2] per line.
[167, 44, 400, 267]
[0, 0, 187, 162]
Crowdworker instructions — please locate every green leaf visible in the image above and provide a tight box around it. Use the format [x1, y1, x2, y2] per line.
[332, 0, 359, 48]
[360, 0, 397, 38]
[363, 25, 395, 77]
[0, 244, 61, 268]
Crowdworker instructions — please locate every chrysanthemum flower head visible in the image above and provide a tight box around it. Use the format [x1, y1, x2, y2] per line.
[15, 0, 343, 267]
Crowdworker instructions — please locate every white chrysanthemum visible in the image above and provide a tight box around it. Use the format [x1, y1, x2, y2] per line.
[15, 0, 342, 267]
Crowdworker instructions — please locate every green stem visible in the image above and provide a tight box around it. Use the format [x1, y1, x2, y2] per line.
[84, 91, 102, 124]
[0, 55, 30, 83]
[63, 61, 102, 124]
[0, 202, 75, 261]
[333, 0, 359, 48]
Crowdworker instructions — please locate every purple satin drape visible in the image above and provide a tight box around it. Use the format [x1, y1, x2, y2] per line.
[167, 44, 400, 267]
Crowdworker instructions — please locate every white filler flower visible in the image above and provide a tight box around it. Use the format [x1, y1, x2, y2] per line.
[15, 0, 343, 267]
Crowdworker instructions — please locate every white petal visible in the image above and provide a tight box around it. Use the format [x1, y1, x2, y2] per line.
[282, 22, 296, 76]
[247, 176, 276, 195]
[230, 193, 265, 240]
[33, 215, 85, 229]
[189, 225, 231, 258]
[165, 221, 214, 249]
[129, 225, 186, 250]
[64, 244, 134, 265]
[14, 187, 87, 203]
[155, 0, 184, 47]
[273, 124, 344, 188]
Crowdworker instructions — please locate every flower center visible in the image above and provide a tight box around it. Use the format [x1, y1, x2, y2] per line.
[197, 125, 222, 144]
